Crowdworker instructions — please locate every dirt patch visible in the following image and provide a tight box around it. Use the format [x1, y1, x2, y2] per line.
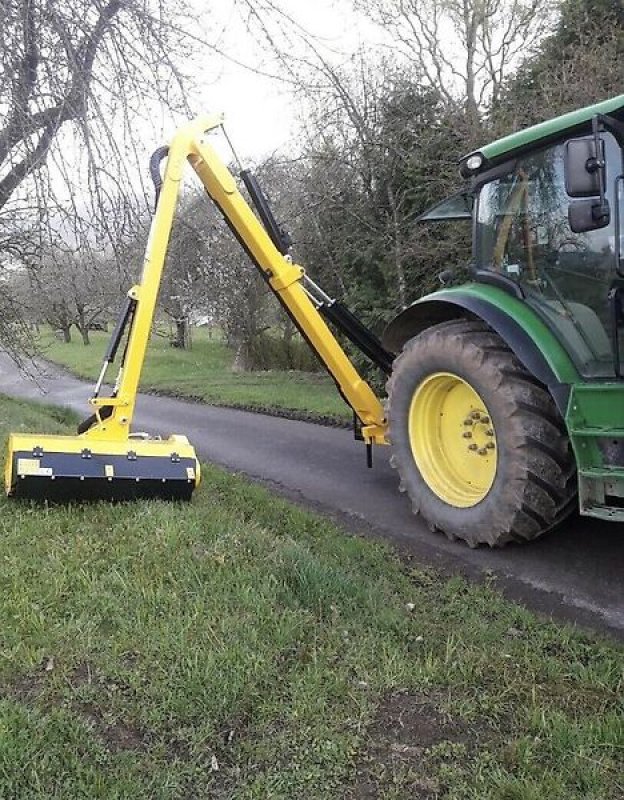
[78, 702, 148, 753]
[3, 671, 46, 703]
[69, 660, 95, 687]
[3, 660, 149, 754]
[68, 662, 150, 753]
[346, 690, 475, 799]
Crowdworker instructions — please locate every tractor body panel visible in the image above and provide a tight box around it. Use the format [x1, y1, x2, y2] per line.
[383, 283, 580, 413]
[460, 93, 624, 176]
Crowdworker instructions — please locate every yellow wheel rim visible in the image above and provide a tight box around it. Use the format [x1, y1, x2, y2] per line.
[408, 372, 497, 508]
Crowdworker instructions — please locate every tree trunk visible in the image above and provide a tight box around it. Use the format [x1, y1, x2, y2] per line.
[174, 317, 188, 349]
[232, 341, 252, 372]
[76, 308, 90, 345]
[62, 325, 72, 343]
[281, 318, 295, 369]
[282, 317, 294, 345]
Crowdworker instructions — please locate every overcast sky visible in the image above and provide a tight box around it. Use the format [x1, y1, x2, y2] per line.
[180, 1, 382, 163]
[46, 2, 379, 214]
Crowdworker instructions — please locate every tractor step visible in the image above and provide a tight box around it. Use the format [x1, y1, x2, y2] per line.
[567, 383, 624, 519]
[578, 468, 624, 520]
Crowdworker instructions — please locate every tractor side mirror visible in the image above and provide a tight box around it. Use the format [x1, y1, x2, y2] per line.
[565, 137, 605, 198]
[565, 133, 610, 232]
[568, 198, 610, 233]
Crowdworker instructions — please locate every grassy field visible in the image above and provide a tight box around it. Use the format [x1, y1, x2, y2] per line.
[38, 327, 351, 421]
[0, 393, 622, 798]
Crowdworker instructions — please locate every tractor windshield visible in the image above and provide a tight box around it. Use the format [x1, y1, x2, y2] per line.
[475, 132, 622, 377]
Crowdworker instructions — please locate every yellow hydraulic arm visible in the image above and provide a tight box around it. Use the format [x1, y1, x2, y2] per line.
[87, 114, 389, 447]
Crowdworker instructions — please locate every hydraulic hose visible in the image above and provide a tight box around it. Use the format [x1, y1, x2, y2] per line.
[149, 145, 170, 209]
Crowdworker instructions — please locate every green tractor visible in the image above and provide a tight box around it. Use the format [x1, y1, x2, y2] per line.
[383, 94, 624, 547]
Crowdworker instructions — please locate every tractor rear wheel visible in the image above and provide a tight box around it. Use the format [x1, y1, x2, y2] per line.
[387, 319, 576, 547]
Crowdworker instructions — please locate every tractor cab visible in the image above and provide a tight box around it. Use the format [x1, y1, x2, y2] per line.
[461, 96, 624, 379]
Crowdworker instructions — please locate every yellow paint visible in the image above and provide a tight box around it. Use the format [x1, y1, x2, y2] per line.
[408, 372, 497, 507]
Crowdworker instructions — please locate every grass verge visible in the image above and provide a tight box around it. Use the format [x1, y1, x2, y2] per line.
[0, 393, 622, 798]
[38, 327, 351, 423]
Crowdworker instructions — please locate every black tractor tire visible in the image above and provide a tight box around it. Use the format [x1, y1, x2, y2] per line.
[387, 319, 577, 547]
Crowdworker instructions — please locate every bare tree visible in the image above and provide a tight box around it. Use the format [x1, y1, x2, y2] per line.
[353, 0, 555, 119]
[0, 1, 200, 244]
[0, 267, 38, 364]
[16, 242, 126, 344]
[189, 193, 273, 369]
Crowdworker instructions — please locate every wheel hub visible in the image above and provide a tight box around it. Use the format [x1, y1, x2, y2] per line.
[408, 372, 497, 508]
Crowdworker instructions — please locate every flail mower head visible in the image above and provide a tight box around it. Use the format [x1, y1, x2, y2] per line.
[5, 431, 200, 502]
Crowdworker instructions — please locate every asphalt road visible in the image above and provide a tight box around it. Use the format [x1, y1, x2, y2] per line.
[1, 353, 623, 638]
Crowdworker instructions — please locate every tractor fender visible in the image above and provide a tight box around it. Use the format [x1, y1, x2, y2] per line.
[382, 283, 580, 415]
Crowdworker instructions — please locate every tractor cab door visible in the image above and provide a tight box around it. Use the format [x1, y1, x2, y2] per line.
[475, 131, 623, 378]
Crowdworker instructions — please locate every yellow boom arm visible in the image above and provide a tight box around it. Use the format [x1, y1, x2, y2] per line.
[87, 115, 388, 446]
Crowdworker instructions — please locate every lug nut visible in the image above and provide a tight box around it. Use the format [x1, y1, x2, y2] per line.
[471, 411, 481, 420]
[481, 416, 490, 424]
[468, 443, 478, 451]
[463, 418, 473, 426]
[462, 431, 472, 439]
[486, 428, 494, 437]
[486, 442, 495, 449]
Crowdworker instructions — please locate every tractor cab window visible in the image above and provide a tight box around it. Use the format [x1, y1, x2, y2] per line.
[417, 191, 473, 222]
[476, 133, 621, 377]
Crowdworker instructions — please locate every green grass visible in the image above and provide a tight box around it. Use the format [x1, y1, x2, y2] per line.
[38, 327, 351, 421]
[0, 393, 622, 797]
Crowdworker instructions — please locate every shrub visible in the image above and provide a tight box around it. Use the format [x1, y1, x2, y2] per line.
[246, 333, 320, 371]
